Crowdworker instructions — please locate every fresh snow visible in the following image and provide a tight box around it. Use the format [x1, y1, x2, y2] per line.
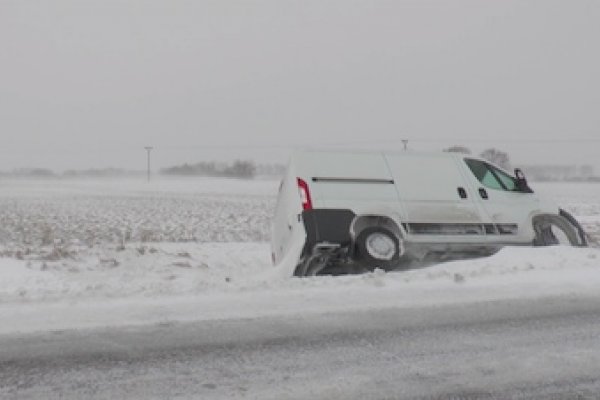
[0, 178, 599, 334]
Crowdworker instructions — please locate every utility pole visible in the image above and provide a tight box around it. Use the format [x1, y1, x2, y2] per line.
[144, 146, 153, 182]
[402, 139, 408, 151]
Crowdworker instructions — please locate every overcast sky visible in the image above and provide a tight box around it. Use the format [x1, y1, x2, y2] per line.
[1, 0, 598, 171]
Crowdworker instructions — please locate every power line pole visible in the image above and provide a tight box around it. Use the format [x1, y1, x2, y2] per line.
[144, 146, 153, 182]
[402, 139, 408, 151]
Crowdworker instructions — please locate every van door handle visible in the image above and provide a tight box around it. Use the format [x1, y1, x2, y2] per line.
[479, 188, 489, 200]
[457, 187, 467, 199]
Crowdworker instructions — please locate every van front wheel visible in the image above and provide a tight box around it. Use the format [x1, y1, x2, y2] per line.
[532, 214, 586, 247]
[355, 227, 400, 270]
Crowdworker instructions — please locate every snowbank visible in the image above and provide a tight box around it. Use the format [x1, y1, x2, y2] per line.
[1, 244, 599, 334]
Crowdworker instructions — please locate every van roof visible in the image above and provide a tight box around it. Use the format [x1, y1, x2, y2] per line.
[292, 147, 465, 158]
[290, 148, 507, 173]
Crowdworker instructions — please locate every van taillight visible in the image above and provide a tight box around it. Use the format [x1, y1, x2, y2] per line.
[297, 178, 313, 210]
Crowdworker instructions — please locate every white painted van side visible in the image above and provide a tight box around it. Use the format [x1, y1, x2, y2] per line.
[295, 151, 397, 204]
[384, 153, 483, 224]
[292, 151, 406, 223]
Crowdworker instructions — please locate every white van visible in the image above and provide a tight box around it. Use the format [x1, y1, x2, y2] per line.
[271, 149, 588, 276]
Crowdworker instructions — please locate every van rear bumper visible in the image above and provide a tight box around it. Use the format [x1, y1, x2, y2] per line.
[301, 209, 356, 252]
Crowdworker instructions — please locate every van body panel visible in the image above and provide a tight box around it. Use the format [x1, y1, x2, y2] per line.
[457, 156, 559, 243]
[384, 153, 483, 224]
[295, 151, 398, 209]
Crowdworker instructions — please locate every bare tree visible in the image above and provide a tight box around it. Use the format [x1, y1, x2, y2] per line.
[480, 148, 511, 170]
[228, 160, 256, 179]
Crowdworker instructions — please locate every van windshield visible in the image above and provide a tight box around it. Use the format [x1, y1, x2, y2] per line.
[464, 158, 521, 192]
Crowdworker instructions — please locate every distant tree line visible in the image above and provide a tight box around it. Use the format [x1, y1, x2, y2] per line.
[0, 168, 57, 178]
[0, 162, 287, 180]
[63, 168, 144, 178]
[160, 160, 258, 179]
[0, 168, 143, 178]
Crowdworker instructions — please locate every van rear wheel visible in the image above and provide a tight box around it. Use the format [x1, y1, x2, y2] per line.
[355, 227, 400, 271]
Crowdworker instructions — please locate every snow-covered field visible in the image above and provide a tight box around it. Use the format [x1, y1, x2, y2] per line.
[0, 178, 599, 333]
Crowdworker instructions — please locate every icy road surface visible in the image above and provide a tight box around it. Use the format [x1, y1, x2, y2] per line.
[2, 295, 600, 400]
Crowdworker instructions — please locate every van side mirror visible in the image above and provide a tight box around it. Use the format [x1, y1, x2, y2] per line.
[514, 168, 533, 193]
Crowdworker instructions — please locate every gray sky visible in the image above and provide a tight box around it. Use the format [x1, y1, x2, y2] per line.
[1, 0, 599, 171]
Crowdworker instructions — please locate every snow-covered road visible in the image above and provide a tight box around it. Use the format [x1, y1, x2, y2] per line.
[3, 294, 600, 400]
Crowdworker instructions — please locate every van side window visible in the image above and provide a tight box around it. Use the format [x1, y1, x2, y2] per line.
[464, 159, 518, 192]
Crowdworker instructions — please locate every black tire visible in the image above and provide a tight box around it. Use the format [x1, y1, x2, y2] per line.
[355, 226, 400, 271]
[559, 209, 588, 247]
[303, 254, 330, 276]
[295, 253, 352, 277]
[532, 214, 586, 247]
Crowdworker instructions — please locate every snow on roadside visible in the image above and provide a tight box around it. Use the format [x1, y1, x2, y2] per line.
[1, 245, 599, 335]
[0, 243, 271, 302]
[0, 240, 598, 303]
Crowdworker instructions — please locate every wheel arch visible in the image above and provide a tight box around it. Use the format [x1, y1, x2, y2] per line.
[350, 214, 404, 241]
[531, 210, 588, 247]
[559, 208, 588, 247]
